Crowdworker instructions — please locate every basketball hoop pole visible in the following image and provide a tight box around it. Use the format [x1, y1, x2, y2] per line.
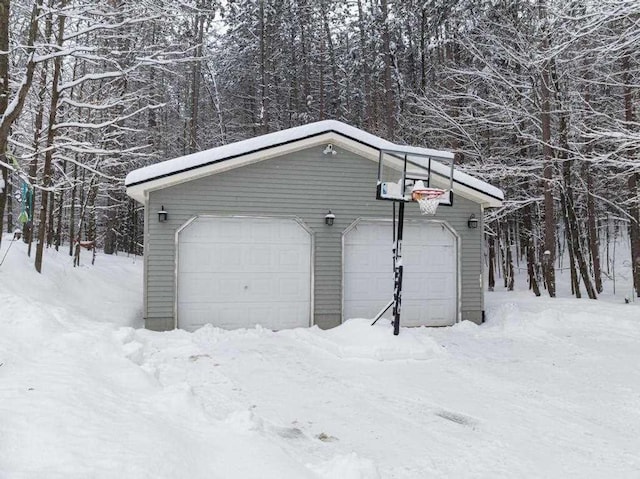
[392, 201, 405, 335]
[371, 198, 405, 335]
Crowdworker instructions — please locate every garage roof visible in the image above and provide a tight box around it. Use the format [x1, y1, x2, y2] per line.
[125, 120, 504, 207]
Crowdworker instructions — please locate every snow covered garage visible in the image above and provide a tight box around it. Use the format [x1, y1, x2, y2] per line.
[125, 121, 503, 332]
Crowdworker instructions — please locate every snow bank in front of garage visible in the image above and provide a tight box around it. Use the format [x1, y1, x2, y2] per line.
[285, 318, 447, 360]
[0, 236, 323, 479]
[3, 234, 640, 478]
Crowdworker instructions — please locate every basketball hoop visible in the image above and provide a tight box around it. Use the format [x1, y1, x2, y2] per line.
[374, 148, 456, 335]
[411, 185, 446, 216]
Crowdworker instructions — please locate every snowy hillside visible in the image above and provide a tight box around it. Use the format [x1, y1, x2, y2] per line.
[1, 235, 640, 478]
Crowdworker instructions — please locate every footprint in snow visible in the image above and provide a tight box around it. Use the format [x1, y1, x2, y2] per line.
[435, 410, 478, 428]
[276, 427, 305, 439]
[316, 432, 339, 442]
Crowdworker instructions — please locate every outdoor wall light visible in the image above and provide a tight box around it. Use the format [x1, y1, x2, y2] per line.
[468, 214, 479, 229]
[158, 205, 168, 222]
[325, 210, 336, 226]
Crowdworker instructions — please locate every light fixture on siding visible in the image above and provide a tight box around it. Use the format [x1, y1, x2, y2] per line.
[323, 143, 337, 155]
[158, 206, 168, 222]
[325, 210, 336, 226]
[467, 214, 479, 229]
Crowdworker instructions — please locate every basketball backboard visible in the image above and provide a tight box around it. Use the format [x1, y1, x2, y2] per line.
[375, 148, 455, 206]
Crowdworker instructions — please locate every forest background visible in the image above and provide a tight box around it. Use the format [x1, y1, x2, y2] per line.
[0, 0, 638, 300]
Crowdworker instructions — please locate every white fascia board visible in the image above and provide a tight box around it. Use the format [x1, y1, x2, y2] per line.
[454, 182, 502, 208]
[126, 127, 503, 207]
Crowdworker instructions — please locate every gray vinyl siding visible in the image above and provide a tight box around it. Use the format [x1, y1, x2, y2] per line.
[144, 143, 484, 331]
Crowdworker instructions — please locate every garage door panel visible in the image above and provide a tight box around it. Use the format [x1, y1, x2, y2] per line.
[426, 245, 455, 270]
[179, 302, 308, 331]
[178, 245, 213, 271]
[346, 223, 389, 245]
[405, 245, 454, 271]
[249, 277, 271, 296]
[179, 219, 235, 242]
[182, 217, 312, 245]
[248, 246, 271, 266]
[402, 273, 454, 299]
[281, 222, 310, 242]
[249, 221, 271, 240]
[435, 275, 455, 296]
[177, 217, 311, 331]
[347, 272, 394, 300]
[344, 221, 457, 327]
[345, 249, 392, 273]
[402, 300, 454, 327]
[178, 279, 310, 309]
[344, 300, 392, 320]
[278, 246, 310, 270]
[179, 272, 310, 303]
[407, 224, 451, 245]
[232, 302, 308, 330]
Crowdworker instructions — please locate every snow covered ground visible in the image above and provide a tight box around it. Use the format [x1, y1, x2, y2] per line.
[1, 235, 640, 478]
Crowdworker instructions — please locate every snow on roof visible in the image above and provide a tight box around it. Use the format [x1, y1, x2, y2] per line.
[125, 120, 504, 202]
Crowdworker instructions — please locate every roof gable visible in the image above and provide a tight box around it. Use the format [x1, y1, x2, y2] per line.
[125, 120, 503, 207]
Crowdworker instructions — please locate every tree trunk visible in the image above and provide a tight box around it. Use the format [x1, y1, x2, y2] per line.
[583, 162, 603, 293]
[0, 166, 6, 240]
[539, 0, 556, 297]
[319, 31, 325, 120]
[559, 100, 597, 299]
[0, 0, 9, 245]
[88, 184, 97, 265]
[189, 12, 205, 153]
[46, 190, 55, 247]
[321, 0, 338, 117]
[420, 8, 426, 92]
[523, 202, 541, 296]
[622, 52, 640, 297]
[566, 198, 597, 299]
[561, 168, 581, 297]
[0, 0, 42, 249]
[380, 0, 395, 138]
[629, 173, 640, 296]
[357, 0, 371, 128]
[74, 174, 95, 267]
[504, 222, 514, 291]
[54, 188, 64, 251]
[103, 199, 117, 255]
[258, 0, 269, 133]
[5, 168, 12, 233]
[25, 9, 52, 249]
[35, 3, 66, 273]
[487, 231, 495, 291]
[68, 162, 78, 256]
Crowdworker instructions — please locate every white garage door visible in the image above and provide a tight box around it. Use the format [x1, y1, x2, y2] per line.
[343, 221, 457, 326]
[177, 216, 312, 331]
